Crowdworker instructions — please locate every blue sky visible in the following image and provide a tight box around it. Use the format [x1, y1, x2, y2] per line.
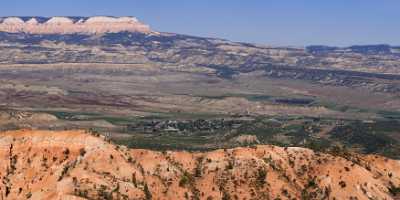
[1, 0, 399, 46]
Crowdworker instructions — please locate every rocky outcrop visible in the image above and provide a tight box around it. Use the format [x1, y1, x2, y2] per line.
[0, 16, 153, 34]
[0, 130, 399, 200]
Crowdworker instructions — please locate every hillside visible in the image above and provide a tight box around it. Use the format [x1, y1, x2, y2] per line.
[0, 130, 399, 200]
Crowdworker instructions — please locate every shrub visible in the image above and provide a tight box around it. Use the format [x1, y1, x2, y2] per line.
[222, 191, 231, 200]
[79, 148, 86, 156]
[179, 171, 194, 187]
[26, 192, 32, 199]
[339, 181, 346, 188]
[256, 168, 267, 186]
[63, 148, 70, 155]
[389, 185, 400, 196]
[226, 161, 234, 170]
[144, 184, 152, 200]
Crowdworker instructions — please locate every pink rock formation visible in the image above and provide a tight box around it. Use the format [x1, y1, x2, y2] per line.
[0, 16, 153, 34]
[0, 129, 399, 200]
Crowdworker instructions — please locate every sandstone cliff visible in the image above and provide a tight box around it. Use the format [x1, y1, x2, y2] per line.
[0, 16, 152, 34]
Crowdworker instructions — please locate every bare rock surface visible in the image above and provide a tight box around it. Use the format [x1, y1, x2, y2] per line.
[0, 130, 399, 199]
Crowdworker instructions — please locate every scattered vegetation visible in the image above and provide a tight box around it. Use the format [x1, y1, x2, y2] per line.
[114, 115, 400, 159]
[256, 168, 267, 187]
[388, 185, 400, 196]
[179, 171, 194, 188]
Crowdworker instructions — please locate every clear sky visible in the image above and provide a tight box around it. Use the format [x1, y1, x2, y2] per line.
[1, 0, 399, 46]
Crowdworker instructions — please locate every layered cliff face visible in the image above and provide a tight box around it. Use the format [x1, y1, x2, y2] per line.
[0, 16, 153, 34]
[0, 130, 399, 200]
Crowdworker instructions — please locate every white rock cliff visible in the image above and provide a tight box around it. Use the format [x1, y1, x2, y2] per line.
[0, 16, 153, 34]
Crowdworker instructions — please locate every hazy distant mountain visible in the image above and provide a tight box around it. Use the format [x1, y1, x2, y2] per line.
[0, 16, 399, 76]
[0, 16, 399, 97]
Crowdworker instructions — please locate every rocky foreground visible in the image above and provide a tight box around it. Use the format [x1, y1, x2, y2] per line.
[0, 130, 399, 200]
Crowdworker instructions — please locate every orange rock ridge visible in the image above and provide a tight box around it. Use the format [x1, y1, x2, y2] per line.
[0, 130, 399, 200]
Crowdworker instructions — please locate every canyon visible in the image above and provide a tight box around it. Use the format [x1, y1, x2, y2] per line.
[0, 16, 400, 199]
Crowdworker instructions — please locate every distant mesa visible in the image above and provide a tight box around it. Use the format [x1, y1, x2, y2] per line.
[45, 17, 74, 24]
[2, 17, 25, 24]
[0, 16, 153, 34]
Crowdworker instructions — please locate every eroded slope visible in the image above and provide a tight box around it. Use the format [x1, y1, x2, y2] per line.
[0, 130, 399, 199]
